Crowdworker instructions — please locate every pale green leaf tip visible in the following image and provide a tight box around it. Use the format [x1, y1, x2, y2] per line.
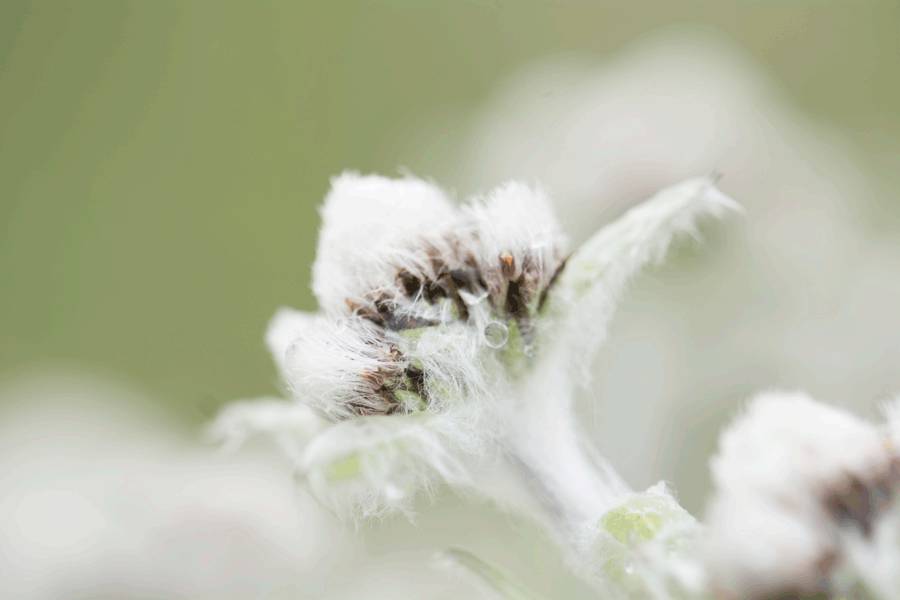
[600, 490, 691, 546]
[325, 452, 362, 481]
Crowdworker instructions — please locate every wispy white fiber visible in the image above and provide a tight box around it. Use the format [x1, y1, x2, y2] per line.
[404, 322, 493, 412]
[463, 181, 568, 309]
[281, 316, 403, 420]
[312, 172, 457, 315]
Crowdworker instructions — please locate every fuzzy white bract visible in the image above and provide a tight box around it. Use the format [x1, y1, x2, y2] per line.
[541, 177, 740, 384]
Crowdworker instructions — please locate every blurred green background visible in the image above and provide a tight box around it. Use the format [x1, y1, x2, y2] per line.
[2, 0, 900, 423]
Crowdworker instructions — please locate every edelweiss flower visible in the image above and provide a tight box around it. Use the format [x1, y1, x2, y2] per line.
[705, 392, 900, 599]
[212, 173, 737, 551]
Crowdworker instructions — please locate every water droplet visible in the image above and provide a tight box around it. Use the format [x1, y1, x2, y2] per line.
[483, 321, 509, 348]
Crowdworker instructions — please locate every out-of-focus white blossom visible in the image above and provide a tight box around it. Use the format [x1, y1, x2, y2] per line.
[705, 391, 900, 598]
[0, 375, 348, 600]
[711, 393, 893, 513]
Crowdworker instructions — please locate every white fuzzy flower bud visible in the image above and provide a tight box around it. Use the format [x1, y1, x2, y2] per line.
[217, 172, 737, 538]
[312, 172, 457, 316]
[279, 315, 409, 419]
[705, 391, 900, 598]
[279, 173, 569, 420]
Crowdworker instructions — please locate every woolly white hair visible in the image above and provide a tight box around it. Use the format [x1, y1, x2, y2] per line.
[705, 391, 898, 597]
[403, 322, 494, 412]
[314, 172, 568, 328]
[312, 172, 457, 315]
[278, 173, 573, 421]
[463, 181, 568, 308]
[464, 182, 564, 266]
[268, 299, 499, 424]
[281, 316, 403, 420]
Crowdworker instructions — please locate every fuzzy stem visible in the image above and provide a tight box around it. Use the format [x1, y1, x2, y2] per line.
[502, 352, 630, 541]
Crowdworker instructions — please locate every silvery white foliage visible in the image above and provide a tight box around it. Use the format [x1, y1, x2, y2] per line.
[705, 391, 900, 598]
[541, 177, 740, 383]
[501, 177, 735, 547]
[213, 173, 736, 558]
[300, 409, 482, 520]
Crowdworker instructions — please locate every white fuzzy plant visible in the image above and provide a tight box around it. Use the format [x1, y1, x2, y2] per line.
[212, 173, 900, 599]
